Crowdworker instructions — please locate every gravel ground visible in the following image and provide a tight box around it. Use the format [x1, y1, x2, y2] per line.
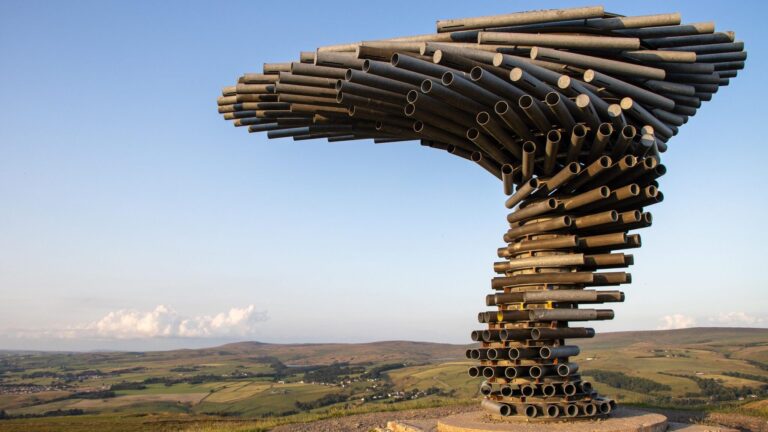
[270, 404, 476, 432]
[270, 405, 767, 432]
[648, 408, 768, 432]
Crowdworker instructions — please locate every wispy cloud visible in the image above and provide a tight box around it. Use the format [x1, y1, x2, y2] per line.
[4, 305, 267, 339]
[658, 313, 696, 330]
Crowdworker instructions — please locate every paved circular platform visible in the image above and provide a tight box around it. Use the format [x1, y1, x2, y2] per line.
[437, 408, 668, 432]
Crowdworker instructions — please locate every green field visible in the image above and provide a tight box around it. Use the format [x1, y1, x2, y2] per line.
[0, 327, 766, 431]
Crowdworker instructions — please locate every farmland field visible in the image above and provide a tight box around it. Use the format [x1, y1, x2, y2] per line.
[0, 327, 766, 431]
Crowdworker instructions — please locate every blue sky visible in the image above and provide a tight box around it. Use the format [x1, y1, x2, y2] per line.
[0, 0, 766, 351]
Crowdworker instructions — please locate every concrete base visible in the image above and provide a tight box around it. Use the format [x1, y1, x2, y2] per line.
[384, 408, 739, 432]
[437, 408, 667, 432]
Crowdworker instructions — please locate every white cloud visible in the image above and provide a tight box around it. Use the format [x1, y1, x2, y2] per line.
[658, 314, 696, 330]
[4, 305, 267, 339]
[708, 312, 765, 326]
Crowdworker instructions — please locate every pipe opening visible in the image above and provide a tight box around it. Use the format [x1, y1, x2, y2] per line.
[476, 111, 490, 125]
[529, 366, 542, 378]
[599, 186, 611, 197]
[413, 121, 424, 133]
[441, 71, 455, 86]
[599, 401, 612, 414]
[508, 347, 520, 360]
[467, 128, 480, 140]
[525, 405, 538, 418]
[599, 123, 613, 136]
[420, 79, 433, 93]
[518, 94, 534, 109]
[471, 151, 483, 162]
[470, 67, 483, 81]
[609, 211, 619, 222]
[545, 92, 560, 106]
[344, 69, 353, 80]
[404, 104, 416, 116]
[567, 162, 581, 174]
[362, 60, 372, 72]
[494, 100, 510, 114]
[622, 125, 637, 139]
[584, 403, 597, 416]
[565, 404, 579, 417]
[521, 385, 535, 397]
[499, 404, 512, 416]
[546, 404, 560, 417]
[390, 53, 401, 66]
[547, 129, 562, 142]
[539, 346, 551, 358]
[563, 383, 577, 396]
[406, 90, 419, 103]
[574, 124, 588, 137]
[501, 164, 514, 175]
[523, 141, 536, 153]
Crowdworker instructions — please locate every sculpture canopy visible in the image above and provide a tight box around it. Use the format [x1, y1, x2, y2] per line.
[217, 5, 744, 183]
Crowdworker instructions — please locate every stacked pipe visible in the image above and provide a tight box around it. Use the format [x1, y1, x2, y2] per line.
[218, 5, 743, 180]
[470, 155, 662, 418]
[216, 4, 744, 420]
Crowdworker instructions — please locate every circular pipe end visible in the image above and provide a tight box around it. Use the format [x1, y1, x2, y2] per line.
[523, 141, 536, 153]
[525, 404, 538, 418]
[470, 67, 483, 81]
[441, 70, 454, 86]
[546, 404, 560, 417]
[547, 129, 562, 142]
[545, 92, 560, 106]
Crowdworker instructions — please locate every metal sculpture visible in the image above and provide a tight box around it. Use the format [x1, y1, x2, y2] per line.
[217, 5, 745, 420]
